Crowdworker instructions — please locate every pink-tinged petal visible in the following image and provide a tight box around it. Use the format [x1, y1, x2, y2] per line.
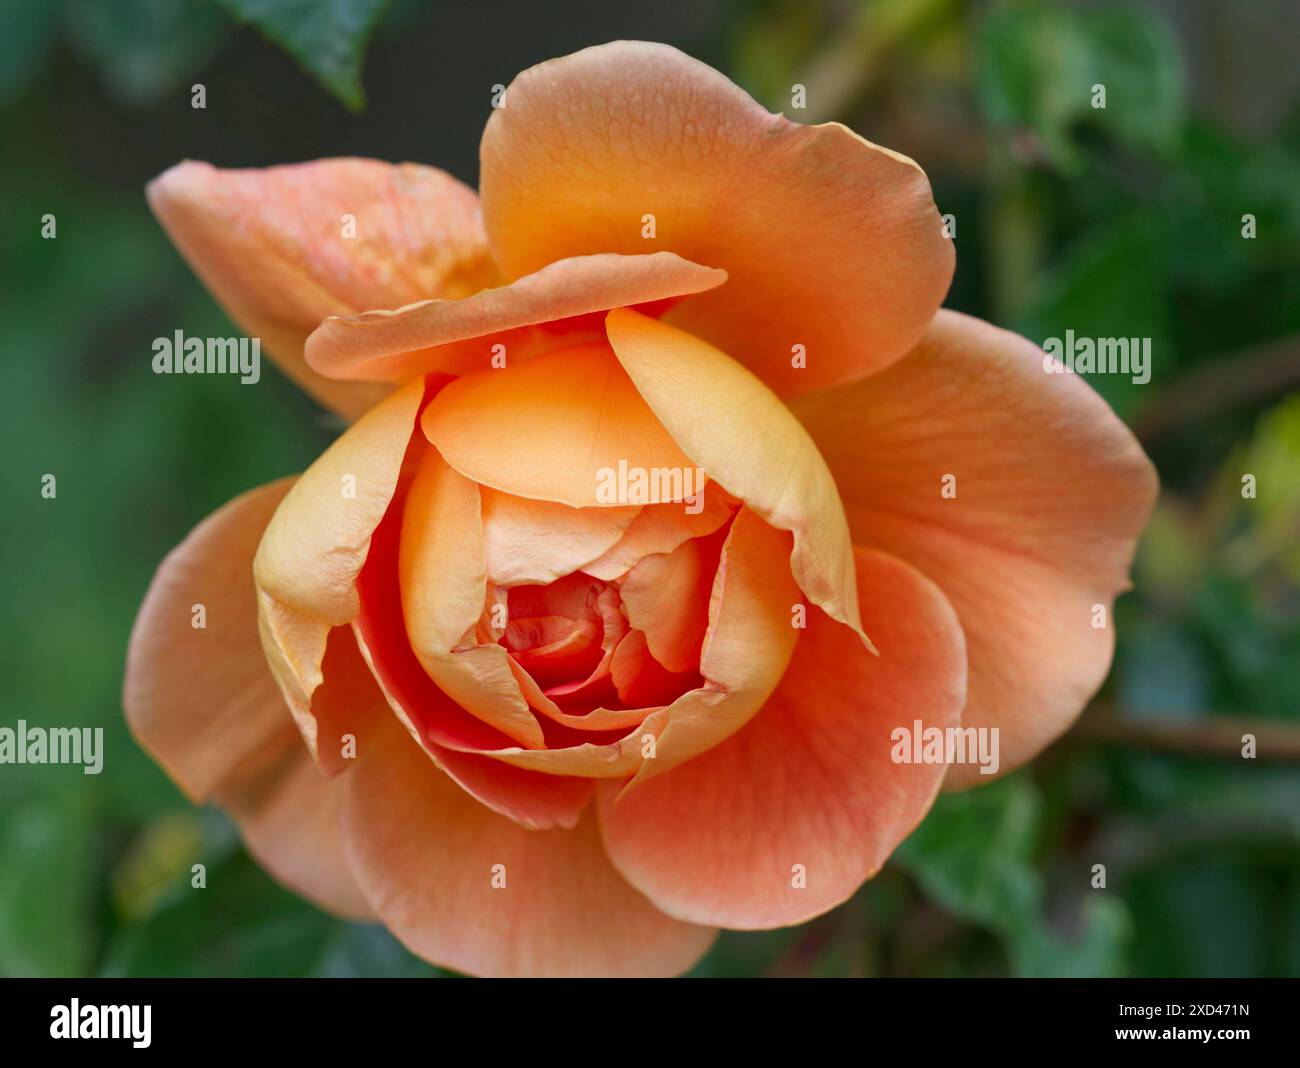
[218, 740, 373, 920]
[421, 340, 697, 508]
[599, 548, 966, 928]
[479, 42, 952, 396]
[606, 307, 866, 642]
[352, 501, 593, 830]
[148, 159, 499, 418]
[481, 487, 638, 587]
[492, 507, 799, 782]
[123, 479, 372, 918]
[398, 447, 545, 748]
[792, 310, 1159, 786]
[611, 630, 702, 707]
[342, 712, 717, 977]
[618, 530, 719, 672]
[582, 492, 737, 580]
[125, 478, 295, 801]
[306, 252, 726, 382]
[623, 506, 800, 785]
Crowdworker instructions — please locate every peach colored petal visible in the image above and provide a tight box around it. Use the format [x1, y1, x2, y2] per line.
[618, 532, 715, 673]
[422, 340, 697, 507]
[481, 487, 638, 587]
[398, 447, 545, 748]
[598, 548, 966, 928]
[255, 376, 425, 625]
[623, 506, 800, 786]
[125, 478, 295, 801]
[606, 307, 866, 643]
[218, 739, 373, 920]
[253, 377, 426, 757]
[792, 310, 1159, 786]
[610, 630, 702, 708]
[122, 479, 372, 918]
[351, 504, 594, 830]
[491, 508, 797, 781]
[582, 492, 737, 580]
[341, 712, 716, 977]
[306, 252, 726, 382]
[479, 42, 952, 397]
[148, 159, 498, 418]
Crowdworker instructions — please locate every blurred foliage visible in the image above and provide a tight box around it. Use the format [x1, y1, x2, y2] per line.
[1, 0, 1297, 978]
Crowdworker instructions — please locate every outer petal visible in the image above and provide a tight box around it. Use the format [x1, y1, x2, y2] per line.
[342, 711, 717, 977]
[217, 740, 373, 920]
[123, 479, 371, 918]
[125, 478, 296, 801]
[479, 41, 952, 396]
[306, 252, 726, 382]
[598, 548, 966, 928]
[148, 159, 498, 418]
[792, 310, 1159, 786]
[606, 307, 866, 642]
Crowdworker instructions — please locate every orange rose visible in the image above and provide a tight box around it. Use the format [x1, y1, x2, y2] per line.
[124, 42, 1157, 976]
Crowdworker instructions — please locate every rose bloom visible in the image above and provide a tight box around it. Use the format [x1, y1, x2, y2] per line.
[124, 42, 1156, 977]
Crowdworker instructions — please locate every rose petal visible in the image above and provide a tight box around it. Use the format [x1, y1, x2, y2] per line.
[598, 548, 966, 928]
[479, 41, 952, 396]
[491, 507, 798, 781]
[792, 310, 1158, 786]
[125, 478, 295, 800]
[398, 446, 545, 748]
[606, 307, 866, 642]
[421, 339, 697, 507]
[481, 487, 638, 587]
[306, 252, 726, 382]
[254, 377, 426, 756]
[148, 159, 498, 418]
[218, 739, 373, 920]
[618, 529, 719, 673]
[342, 712, 716, 977]
[123, 478, 371, 917]
[582, 492, 736, 580]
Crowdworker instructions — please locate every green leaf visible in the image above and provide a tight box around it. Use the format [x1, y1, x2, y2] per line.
[0, 0, 61, 109]
[895, 776, 1130, 976]
[0, 799, 95, 977]
[215, 0, 390, 111]
[64, 0, 230, 105]
[976, 2, 1185, 169]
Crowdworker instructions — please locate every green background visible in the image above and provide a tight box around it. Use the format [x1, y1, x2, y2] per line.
[1, 0, 1297, 977]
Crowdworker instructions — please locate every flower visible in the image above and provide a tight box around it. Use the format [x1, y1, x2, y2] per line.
[124, 41, 1157, 977]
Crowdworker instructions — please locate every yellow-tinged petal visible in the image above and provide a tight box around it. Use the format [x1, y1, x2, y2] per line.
[398, 447, 545, 748]
[606, 307, 866, 642]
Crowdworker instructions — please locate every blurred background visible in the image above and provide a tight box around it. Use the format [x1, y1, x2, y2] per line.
[2, 0, 1297, 978]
